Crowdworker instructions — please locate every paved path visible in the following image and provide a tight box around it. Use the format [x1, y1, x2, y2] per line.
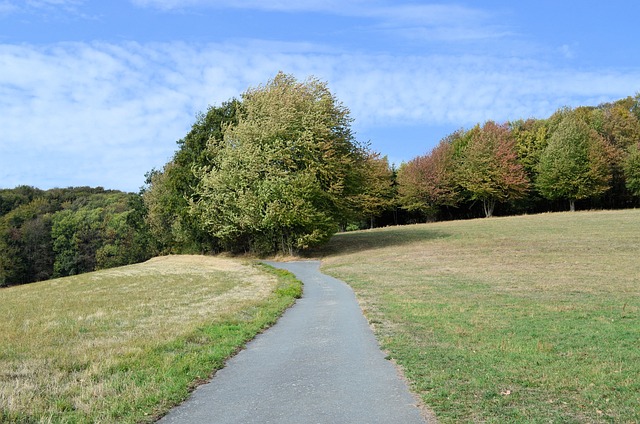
[159, 261, 427, 424]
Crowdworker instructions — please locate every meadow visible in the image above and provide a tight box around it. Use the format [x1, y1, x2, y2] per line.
[318, 210, 640, 423]
[0, 255, 301, 423]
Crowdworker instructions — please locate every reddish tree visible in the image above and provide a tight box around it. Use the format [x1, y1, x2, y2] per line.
[397, 137, 459, 215]
[457, 121, 530, 217]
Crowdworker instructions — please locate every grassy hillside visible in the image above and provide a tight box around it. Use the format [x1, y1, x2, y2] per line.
[0, 255, 301, 423]
[318, 210, 640, 423]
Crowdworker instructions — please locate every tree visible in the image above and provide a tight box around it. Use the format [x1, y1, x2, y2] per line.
[351, 153, 396, 228]
[143, 100, 240, 253]
[0, 198, 55, 286]
[536, 112, 612, 211]
[624, 143, 640, 197]
[456, 122, 529, 217]
[511, 118, 550, 183]
[192, 72, 367, 255]
[397, 134, 459, 217]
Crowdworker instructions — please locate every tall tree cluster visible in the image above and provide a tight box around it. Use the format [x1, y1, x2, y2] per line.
[396, 95, 640, 219]
[0, 187, 152, 287]
[145, 73, 390, 255]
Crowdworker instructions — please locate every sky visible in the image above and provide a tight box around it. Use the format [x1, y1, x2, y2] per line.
[1, 0, 639, 192]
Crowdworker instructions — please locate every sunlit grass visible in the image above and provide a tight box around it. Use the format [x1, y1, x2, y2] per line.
[0, 255, 301, 423]
[319, 210, 640, 423]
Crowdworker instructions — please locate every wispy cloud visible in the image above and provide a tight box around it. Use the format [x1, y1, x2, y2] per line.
[2, 40, 638, 190]
[131, 0, 510, 42]
[130, 0, 364, 13]
[0, 1, 18, 15]
[0, 0, 86, 17]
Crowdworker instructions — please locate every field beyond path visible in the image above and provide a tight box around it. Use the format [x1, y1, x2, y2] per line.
[159, 261, 428, 424]
[318, 210, 640, 422]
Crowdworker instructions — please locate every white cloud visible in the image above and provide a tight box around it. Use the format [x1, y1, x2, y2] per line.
[131, 0, 510, 43]
[0, 0, 86, 16]
[559, 44, 576, 59]
[2, 40, 639, 191]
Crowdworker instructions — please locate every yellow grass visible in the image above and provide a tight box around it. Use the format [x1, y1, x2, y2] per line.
[0, 255, 281, 422]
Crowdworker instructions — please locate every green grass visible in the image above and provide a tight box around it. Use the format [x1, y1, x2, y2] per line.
[0, 255, 301, 423]
[317, 210, 640, 423]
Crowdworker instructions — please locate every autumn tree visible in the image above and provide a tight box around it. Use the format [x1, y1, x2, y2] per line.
[192, 72, 368, 255]
[536, 112, 612, 211]
[456, 121, 529, 217]
[397, 134, 459, 216]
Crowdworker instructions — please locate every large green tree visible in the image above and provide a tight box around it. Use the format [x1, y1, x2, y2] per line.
[192, 72, 367, 255]
[456, 121, 529, 217]
[536, 112, 612, 211]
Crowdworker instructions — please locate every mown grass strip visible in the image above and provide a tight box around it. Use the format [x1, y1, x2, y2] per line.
[0, 257, 301, 423]
[319, 210, 640, 423]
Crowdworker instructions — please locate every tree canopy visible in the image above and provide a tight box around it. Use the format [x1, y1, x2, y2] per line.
[456, 121, 529, 217]
[0, 187, 151, 287]
[191, 72, 369, 255]
[536, 113, 612, 211]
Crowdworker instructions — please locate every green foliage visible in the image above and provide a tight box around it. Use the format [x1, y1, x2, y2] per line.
[143, 101, 240, 254]
[0, 187, 152, 287]
[350, 153, 396, 228]
[511, 118, 549, 182]
[536, 112, 612, 211]
[624, 143, 640, 196]
[192, 72, 369, 255]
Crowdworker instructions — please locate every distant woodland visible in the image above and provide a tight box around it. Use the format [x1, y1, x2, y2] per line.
[2, 73, 639, 287]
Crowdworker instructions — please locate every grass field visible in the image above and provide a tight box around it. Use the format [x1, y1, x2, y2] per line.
[317, 210, 640, 423]
[0, 255, 301, 423]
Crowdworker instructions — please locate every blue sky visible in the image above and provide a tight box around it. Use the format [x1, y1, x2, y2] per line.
[1, 0, 639, 192]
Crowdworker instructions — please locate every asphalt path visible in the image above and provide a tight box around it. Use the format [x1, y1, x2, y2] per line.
[158, 260, 428, 424]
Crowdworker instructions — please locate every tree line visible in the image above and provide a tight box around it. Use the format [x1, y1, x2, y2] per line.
[397, 96, 640, 219]
[0, 186, 152, 287]
[2, 72, 639, 287]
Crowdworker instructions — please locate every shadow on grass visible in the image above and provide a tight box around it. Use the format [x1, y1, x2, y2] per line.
[304, 225, 451, 258]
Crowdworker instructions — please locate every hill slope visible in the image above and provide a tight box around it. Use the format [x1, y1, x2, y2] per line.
[318, 210, 640, 423]
[0, 255, 301, 423]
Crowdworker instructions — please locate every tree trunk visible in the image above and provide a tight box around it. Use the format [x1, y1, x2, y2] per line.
[483, 199, 496, 218]
[569, 199, 576, 212]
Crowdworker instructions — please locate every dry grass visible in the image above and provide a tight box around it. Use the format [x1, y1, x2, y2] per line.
[318, 210, 640, 423]
[0, 255, 296, 423]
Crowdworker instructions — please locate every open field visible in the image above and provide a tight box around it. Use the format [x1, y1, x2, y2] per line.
[0, 255, 301, 423]
[317, 210, 640, 423]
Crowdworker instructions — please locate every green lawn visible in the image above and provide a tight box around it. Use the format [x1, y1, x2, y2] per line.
[318, 210, 640, 423]
[0, 255, 301, 423]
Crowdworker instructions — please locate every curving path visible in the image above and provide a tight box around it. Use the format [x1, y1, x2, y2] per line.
[158, 260, 428, 424]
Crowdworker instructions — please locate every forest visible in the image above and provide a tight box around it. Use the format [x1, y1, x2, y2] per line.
[2, 72, 639, 287]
